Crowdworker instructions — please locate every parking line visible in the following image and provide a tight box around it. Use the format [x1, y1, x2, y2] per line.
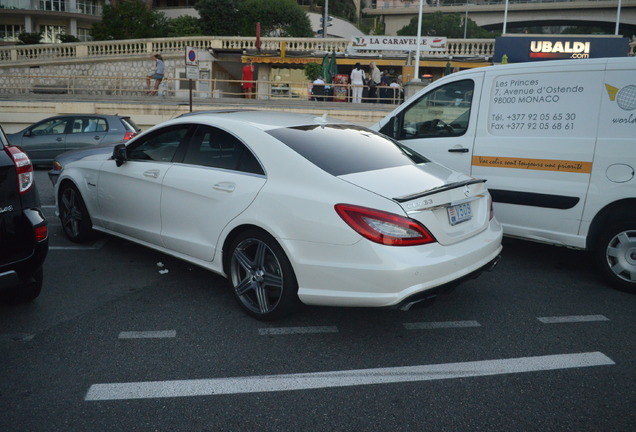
[404, 320, 481, 330]
[84, 351, 614, 401]
[537, 315, 610, 324]
[50, 239, 107, 251]
[258, 326, 338, 335]
[118, 330, 176, 339]
[0, 333, 34, 342]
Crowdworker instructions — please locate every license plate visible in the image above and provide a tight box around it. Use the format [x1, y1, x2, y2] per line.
[447, 202, 472, 225]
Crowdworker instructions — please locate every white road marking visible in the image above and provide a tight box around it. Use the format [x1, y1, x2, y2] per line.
[404, 320, 481, 330]
[258, 326, 338, 335]
[50, 239, 107, 251]
[537, 315, 610, 324]
[84, 352, 614, 401]
[0, 333, 34, 342]
[118, 330, 176, 339]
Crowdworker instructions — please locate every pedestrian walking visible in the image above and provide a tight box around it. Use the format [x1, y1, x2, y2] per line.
[242, 58, 255, 99]
[350, 63, 365, 103]
[146, 53, 164, 96]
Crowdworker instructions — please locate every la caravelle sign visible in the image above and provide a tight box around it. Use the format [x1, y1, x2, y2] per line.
[349, 36, 447, 52]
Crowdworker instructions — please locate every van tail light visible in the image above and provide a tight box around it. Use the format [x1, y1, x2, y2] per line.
[5, 146, 33, 195]
[123, 131, 137, 140]
[335, 204, 436, 246]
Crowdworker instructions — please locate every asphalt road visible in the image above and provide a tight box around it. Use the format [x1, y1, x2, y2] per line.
[0, 169, 634, 432]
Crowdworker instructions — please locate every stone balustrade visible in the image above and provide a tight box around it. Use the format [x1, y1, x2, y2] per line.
[0, 36, 496, 65]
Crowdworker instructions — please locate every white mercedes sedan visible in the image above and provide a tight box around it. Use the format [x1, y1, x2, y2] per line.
[55, 111, 502, 320]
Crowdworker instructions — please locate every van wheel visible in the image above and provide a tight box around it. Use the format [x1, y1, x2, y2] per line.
[595, 220, 636, 294]
[59, 183, 94, 243]
[228, 229, 300, 320]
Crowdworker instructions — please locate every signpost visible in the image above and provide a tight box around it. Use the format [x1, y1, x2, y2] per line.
[185, 46, 199, 111]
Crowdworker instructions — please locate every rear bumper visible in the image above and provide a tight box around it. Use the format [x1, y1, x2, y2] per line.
[394, 254, 501, 311]
[0, 208, 48, 292]
[288, 219, 503, 307]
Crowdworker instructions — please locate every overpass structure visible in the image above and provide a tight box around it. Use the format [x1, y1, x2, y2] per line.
[365, 0, 636, 35]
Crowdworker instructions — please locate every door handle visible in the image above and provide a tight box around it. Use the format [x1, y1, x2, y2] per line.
[56, 137, 63, 142]
[213, 182, 236, 192]
[143, 169, 160, 179]
[448, 148, 469, 153]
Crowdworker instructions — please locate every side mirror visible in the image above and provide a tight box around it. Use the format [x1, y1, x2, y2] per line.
[113, 143, 127, 167]
[24, 129, 33, 137]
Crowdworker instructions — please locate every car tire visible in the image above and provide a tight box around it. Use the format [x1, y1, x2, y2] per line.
[228, 229, 301, 320]
[595, 220, 636, 294]
[4, 267, 43, 304]
[59, 182, 94, 243]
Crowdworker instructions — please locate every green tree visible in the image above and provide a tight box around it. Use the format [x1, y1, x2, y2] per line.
[397, 11, 495, 39]
[166, 15, 202, 37]
[90, 0, 168, 40]
[239, 0, 313, 37]
[195, 0, 242, 36]
[17, 31, 43, 45]
[304, 62, 322, 81]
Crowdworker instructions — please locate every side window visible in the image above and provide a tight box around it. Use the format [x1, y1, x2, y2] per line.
[127, 124, 191, 162]
[399, 79, 474, 140]
[184, 125, 264, 175]
[31, 118, 69, 136]
[82, 118, 108, 133]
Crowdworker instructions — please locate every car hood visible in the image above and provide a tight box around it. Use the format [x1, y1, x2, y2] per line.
[339, 162, 491, 245]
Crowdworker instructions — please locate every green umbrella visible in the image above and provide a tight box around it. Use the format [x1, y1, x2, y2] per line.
[328, 50, 338, 83]
[444, 61, 452, 76]
[322, 54, 331, 83]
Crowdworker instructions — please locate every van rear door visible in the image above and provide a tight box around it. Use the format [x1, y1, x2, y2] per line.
[377, 72, 484, 175]
[472, 61, 605, 247]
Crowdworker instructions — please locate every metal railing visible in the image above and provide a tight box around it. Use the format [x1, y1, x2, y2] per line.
[369, 0, 631, 8]
[0, 73, 406, 104]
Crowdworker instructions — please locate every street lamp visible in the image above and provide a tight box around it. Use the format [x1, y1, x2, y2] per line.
[616, 0, 622, 35]
[463, 3, 474, 39]
[503, 0, 509, 34]
[413, 0, 424, 82]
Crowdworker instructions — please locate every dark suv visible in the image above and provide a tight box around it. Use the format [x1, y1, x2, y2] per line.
[0, 125, 48, 303]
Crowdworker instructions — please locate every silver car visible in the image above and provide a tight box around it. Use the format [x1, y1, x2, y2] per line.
[7, 114, 140, 165]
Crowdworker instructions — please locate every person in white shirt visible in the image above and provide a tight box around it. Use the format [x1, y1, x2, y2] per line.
[312, 75, 325, 101]
[350, 63, 365, 103]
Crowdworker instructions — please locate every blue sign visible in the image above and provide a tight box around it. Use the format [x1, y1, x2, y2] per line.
[494, 36, 630, 63]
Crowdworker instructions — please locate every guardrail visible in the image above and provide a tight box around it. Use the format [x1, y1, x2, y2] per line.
[0, 73, 406, 104]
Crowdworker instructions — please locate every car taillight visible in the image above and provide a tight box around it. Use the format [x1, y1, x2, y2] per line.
[35, 225, 48, 242]
[123, 131, 137, 140]
[335, 204, 436, 246]
[5, 146, 33, 195]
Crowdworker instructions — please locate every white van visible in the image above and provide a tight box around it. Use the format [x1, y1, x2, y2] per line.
[372, 57, 635, 293]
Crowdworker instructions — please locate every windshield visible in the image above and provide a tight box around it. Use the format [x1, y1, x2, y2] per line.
[267, 124, 429, 176]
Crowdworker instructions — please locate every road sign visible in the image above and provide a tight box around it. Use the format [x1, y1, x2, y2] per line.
[186, 65, 199, 80]
[185, 46, 198, 66]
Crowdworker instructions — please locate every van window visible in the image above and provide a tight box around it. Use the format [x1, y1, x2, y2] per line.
[397, 79, 474, 140]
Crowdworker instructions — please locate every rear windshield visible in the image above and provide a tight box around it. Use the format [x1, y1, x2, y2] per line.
[121, 117, 140, 132]
[266, 124, 429, 176]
